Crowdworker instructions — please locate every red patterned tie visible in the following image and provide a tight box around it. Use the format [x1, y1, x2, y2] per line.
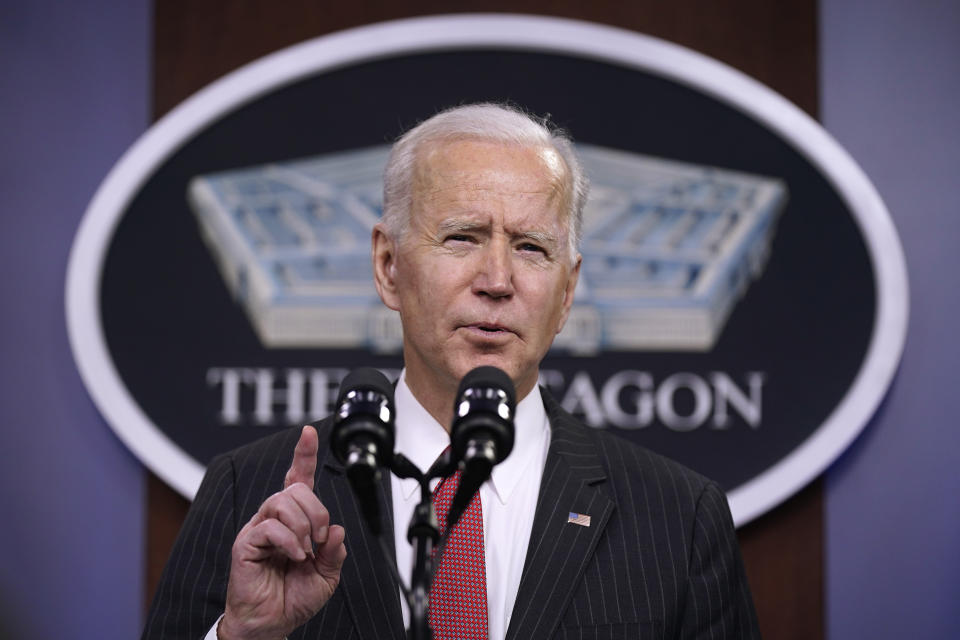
[429, 469, 489, 639]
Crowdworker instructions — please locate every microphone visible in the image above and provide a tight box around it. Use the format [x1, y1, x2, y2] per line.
[446, 366, 516, 531]
[331, 368, 395, 536]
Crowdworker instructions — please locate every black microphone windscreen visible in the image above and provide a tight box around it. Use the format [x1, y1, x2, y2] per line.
[456, 365, 515, 407]
[336, 367, 394, 406]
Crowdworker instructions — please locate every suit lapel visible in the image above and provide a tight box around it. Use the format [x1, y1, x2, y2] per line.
[321, 452, 405, 640]
[505, 391, 616, 640]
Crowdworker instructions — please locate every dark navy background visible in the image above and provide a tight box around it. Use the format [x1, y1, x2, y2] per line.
[101, 50, 874, 491]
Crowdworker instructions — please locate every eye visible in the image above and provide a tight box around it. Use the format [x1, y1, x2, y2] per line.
[518, 242, 547, 255]
[444, 233, 475, 244]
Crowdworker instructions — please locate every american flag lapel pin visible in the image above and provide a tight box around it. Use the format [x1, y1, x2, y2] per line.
[568, 512, 591, 527]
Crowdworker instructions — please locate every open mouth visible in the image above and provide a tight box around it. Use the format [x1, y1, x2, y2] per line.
[466, 323, 512, 336]
[477, 325, 505, 333]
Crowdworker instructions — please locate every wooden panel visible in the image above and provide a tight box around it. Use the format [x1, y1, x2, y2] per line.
[153, 0, 817, 118]
[739, 479, 824, 639]
[148, 2, 822, 636]
[145, 472, 190, 611]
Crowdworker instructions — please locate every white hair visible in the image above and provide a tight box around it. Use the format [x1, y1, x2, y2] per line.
[381, 103, 588, 261]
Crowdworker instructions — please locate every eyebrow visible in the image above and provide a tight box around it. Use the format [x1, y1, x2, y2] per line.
[516, 230, 559, 247]
[437, 219, 485, 235]
[436, 219, 560, 247]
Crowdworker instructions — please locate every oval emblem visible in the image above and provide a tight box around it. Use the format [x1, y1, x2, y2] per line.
[66, 15, 908, 526]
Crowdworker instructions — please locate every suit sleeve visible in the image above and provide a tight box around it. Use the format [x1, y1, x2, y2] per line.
[141, 454, 238, 640]
[679, 482, 761, 640]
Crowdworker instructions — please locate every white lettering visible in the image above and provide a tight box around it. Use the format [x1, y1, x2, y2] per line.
[207, 367, 763, 430]
[243, 368, 276, 424]
[711, 371, 765, 428]
[656, 373, 712, 431]
[560, 371, 605, 427]
[206, 367, 243, 424]
[600, 370, 654, 429]
[308, 368, 349, 420]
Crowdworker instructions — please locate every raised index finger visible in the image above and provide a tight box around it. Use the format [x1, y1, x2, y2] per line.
[284, 425, 319, 490]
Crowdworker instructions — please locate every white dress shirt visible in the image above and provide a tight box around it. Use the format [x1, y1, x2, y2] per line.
[392, 371, 550, 640]
[206, 370, 550, 640]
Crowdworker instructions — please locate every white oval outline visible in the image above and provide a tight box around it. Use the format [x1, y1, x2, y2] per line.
[65, 14, 908, 525]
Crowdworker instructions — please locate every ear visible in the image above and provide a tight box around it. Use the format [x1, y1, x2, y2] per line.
[555, 253, 582, 334]
[372, 223, 401, 311]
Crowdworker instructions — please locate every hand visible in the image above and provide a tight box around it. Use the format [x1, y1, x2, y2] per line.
[219, 426, 347, 640]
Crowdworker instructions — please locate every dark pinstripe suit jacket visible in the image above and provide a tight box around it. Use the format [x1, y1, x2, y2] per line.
[143, 390, 760, 639]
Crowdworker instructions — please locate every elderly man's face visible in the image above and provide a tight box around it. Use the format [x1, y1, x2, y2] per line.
[374, 139, 581, 407]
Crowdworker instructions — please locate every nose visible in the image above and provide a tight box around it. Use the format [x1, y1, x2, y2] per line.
[472, 240, 514, 299]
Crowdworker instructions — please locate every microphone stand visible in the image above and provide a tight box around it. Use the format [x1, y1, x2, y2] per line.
[389, 451, 458, 640]
[340, 366, 512, 640]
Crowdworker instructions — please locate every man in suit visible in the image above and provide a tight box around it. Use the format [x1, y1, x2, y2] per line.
[143, 103, 760, 639]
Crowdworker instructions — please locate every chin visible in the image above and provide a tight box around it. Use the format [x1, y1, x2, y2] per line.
[453, 355, 516, 381]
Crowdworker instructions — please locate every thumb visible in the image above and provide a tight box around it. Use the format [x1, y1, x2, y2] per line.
[284, 425, 319, 490]
[314, 524, 347, 581]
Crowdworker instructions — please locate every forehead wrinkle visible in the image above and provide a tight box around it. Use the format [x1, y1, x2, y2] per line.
[410, 139, 573, 250]
[416, 141, 565, 197]
[423, 177, 563, 223]
[424, 179, 558, 205]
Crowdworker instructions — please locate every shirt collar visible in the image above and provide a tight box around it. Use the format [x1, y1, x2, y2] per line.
[393, 369, 549, 503]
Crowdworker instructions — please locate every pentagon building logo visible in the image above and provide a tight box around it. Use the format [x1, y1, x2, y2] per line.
[188, 144, 786, 354]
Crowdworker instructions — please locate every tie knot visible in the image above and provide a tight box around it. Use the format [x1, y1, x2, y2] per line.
[432, 468, 462, 534]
